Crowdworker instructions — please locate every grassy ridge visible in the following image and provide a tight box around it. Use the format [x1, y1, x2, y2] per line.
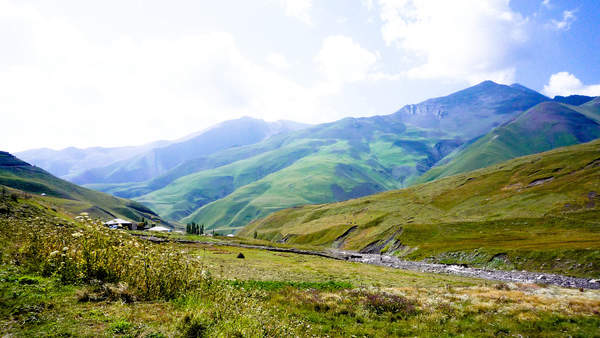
[70, 117, 309, 185]
[136, 139, 329, 221]
[239, 140, 600, 277]
[136, 123, 452, 230]
[418, 100, 600, 183]
[178, 132, 444, 231]
[0, 151, 158, 221]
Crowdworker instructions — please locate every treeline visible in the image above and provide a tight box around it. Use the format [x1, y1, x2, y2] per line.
[186, 222, 204, 235]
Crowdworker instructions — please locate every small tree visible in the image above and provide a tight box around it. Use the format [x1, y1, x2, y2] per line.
[200, 224, 204, 235]
[253, 231, 258, 239]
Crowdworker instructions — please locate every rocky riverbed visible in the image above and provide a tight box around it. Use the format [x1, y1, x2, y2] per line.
[135, 235, 600, 290]
[335, 250, 600, 290]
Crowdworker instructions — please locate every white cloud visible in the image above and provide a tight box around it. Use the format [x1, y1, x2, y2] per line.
[376, 0, 528, 84]
[362, 0, 374, 11]
[314, 35, 378, 86]
[336, 17, 348, 24]
[543, 72, 600, 97]
[276, 0, 313, 25]
[549, 10, 576, 31]
[266, 52, 290, 70]
[542, 0, 551, 8]
[0, 0, 336, 152]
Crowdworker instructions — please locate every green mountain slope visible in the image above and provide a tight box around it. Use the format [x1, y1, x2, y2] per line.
[0, 151, 159, 222]
[110, 81, 551, 230]
[417, 101, 600, 183]
[84, 132, 300, 199]
[140, 118, 455, 229]
[239, 140, 600, 276]
[575, 96, 600, 122]
[137, 138, 333, 221]
[21, 81, 557, 231]
[70, 117, 309, 185]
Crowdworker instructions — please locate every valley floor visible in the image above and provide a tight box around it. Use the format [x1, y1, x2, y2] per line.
[2, 197, 600, 337]
[138, 234, 600, 290]
[4, 242, 600, 337]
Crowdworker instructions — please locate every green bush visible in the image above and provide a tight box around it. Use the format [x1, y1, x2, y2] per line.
[179, 314, 211, 338]
[109, 319, 132, 334]
[1, 209, 205, 300]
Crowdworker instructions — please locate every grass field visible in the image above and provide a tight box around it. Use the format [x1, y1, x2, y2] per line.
[3, 191, 600, 336]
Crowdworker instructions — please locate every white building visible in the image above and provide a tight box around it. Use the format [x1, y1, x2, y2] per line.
[103, 218, 136, 230]
[148, 225, 172, 233]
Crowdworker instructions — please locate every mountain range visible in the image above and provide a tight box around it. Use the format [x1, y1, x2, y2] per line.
[16, 81, 599, 232]
[418, 98, 600, 183]
[19, 118, 309, 185]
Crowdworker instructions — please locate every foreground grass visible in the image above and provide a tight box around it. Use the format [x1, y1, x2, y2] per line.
[4, 259, 600, 337]
[2, 194, 600, 336]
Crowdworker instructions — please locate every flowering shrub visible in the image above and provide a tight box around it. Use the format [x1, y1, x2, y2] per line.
[0, 201, 204, 300]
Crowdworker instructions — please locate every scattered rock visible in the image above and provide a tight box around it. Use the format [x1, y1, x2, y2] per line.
[331, 226, 358, 249]
[527, 176, 554, 187]
[334, 250, 600, 290]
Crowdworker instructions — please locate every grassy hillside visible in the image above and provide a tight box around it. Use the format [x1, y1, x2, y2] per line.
[240, 140, 600, 277]
[137, 139, 333, 221]
[143, 122, 461, 230]
[417, 101, 600, 183]
[84, 132, 300, 198]
[71, 117, 309, 185]
[0, 151, 159, 222]
[106, 81, 549, 230]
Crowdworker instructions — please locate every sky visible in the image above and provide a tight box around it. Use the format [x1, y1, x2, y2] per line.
[2, 0, 599, 152]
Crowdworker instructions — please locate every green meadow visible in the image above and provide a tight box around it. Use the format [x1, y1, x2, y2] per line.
[2, 194, 600, 336]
